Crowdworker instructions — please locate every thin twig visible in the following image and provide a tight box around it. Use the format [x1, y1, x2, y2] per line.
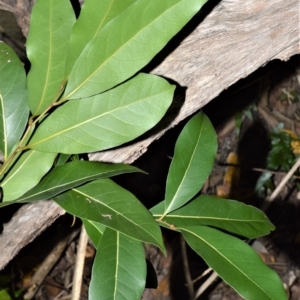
[71, 224, 89, 300]
[261, 157, 300, 211]
[24, 229, 79, 299]
[252, 167, 300, 179]
[53, 283, 73, 300]
[195, 271, 219, 299]
[192, 267, 213, 284]
[180, 235, 194, 300]
[217, 164, 300, 180]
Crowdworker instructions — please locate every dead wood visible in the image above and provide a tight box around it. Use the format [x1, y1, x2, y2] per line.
[0, 0, 299, 270]
[0, 201, 65, 270]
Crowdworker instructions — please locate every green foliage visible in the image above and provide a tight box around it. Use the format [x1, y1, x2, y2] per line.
[26, 0, 76, 115]
[234, 104, 256, 136]
[62, 0, 208, 100]
[0, 275, 24, 300]
[256, 124, 299, 196]
[151, 113, 286, 300]
[267, 126, 295, 172]
[90, 228, 146, 299]
[181, 226, 285, 300]
[55, 179, 165, 251]
[27, 73, 174, 153]
[0, 289, 23, 300]
[0, 0, 287, 299]
[153, 195, 275, 239]
[164, 113, 217, 215]
[0, 43, 29, 160]
[0, 290, 10, 300]
[1, 151, 56, 201]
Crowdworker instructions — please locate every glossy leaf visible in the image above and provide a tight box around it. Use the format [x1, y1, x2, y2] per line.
[150, 200, 165, 215]
[180, 226, 287, 300]
[28, 73, 173, 154]
[90, 227, 146, 300]
[63, 0, 208, 100]
[26, 0, 76, 115]
[66, 0, 136, 75]
[0, 42, 29, 160]
[83, 219, 106, 247]
[1, 150, 56, 202]
[164, 112, 217, 215]
[54, 178, 165, 251]
[154, 195, 275, 239]
[13, 161, 142, 204]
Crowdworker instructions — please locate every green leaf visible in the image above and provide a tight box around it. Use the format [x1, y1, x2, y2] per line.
[0, 122, 36, 183]
[83, 219, 106, 247]
[180, 226, 287, 300]
[154, 195, 275, 239]
[1, 150, 56, 202]
[63, 0, 208, 100]
[55, 153, 71, 166]
[26, 0, 76, 115]
[164, 112, 217, 215]
[0, 42, 29, 160]
[0, 289, 11, 300]
[28, 73, 173, 154]
[13, 161, 142, 204]
[54, 178, 165, 251]
[150, 200, 165, 215]
[90, 228, 146, 300]
[65, 0, 137, 75]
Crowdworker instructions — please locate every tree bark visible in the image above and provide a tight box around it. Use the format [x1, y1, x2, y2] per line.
[0, 0, 299, 269]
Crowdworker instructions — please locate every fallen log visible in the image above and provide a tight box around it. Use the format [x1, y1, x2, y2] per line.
[0, 0, 299, 269]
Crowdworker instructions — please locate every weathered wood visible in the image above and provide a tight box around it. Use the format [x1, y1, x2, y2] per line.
[0, 201, 65, 270]
[0, 0, 299, 270]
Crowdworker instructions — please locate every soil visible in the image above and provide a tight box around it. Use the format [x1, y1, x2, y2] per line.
[1, 7, 300, 300]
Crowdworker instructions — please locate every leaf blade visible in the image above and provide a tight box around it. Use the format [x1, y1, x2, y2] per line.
[164, 112, 218, 214]
[154, 195, 275, 239]
[28, 73, 173, 154]
[0, 42, 29, 160]
[13, 161, 142, 204]
[1, 150, 56, 202]
[90, 228, 146, 300]
[26, 0, 76, 115]
[83, 219, 106, 247]
[54, 178, 165, 251]
[63, 0, 208, 100]
[66, 0, 137, 75]
[180, 226, 287, 300]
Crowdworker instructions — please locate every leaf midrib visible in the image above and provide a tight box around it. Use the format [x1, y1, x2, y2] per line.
[72, 188, 157, 244]
[0, 93, 7, 159]
[181, 227, 272, 299]
[64, 1, 180, 99]
[1, 151, 36, 187]
[93, 0, 114, 40]
[155, 214, 268, 223]
[28, 87, 169, 148]
[165, 117, 204, 214]
[35, 3, 53, 115]
[113, 231, 120, 300]
[18, 169, 120, 202]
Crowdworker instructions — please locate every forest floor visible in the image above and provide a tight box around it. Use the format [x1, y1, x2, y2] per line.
[1, 8, 300, 300]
